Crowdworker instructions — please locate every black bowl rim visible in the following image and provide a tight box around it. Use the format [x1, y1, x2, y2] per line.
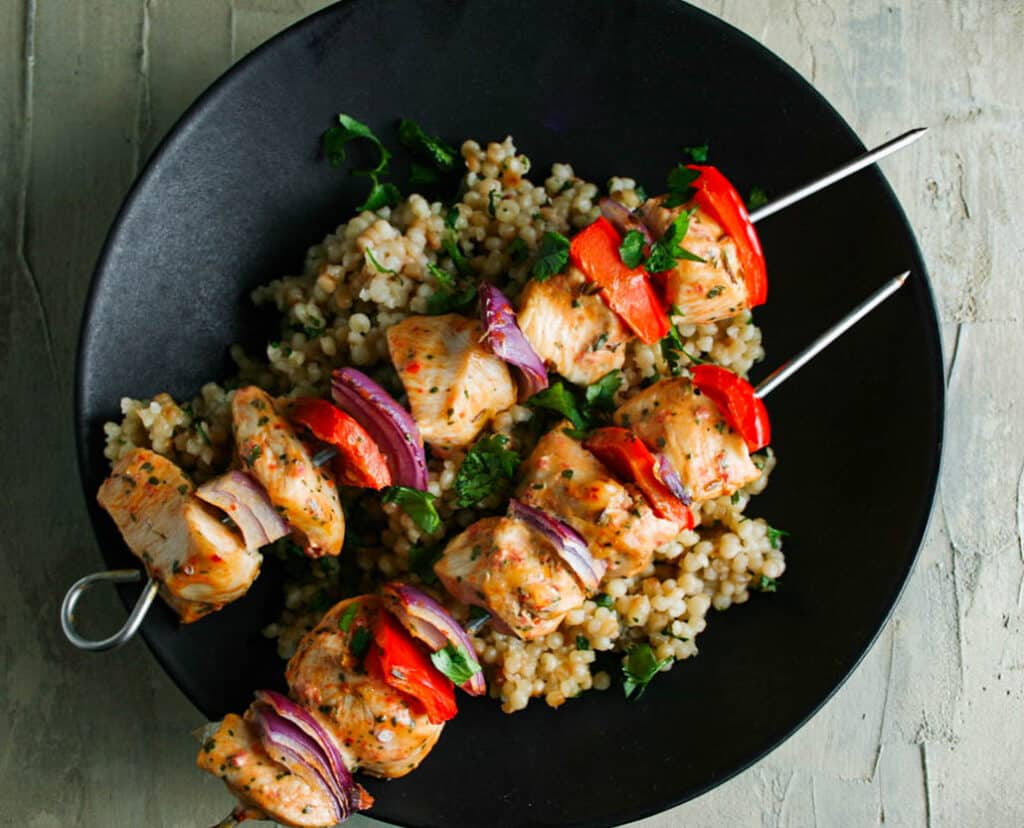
[73, 0, 945, 823]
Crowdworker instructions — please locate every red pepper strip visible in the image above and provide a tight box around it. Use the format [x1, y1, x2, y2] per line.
[367, 608, 457, 725]
[583, 427, 695, 529]
[690, 364, 771, 452]
[569, 217, 670, 345]
[289, 397, 392, 490]
[687, 165, 768, 308]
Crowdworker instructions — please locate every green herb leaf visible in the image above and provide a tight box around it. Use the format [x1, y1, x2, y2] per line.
[365, 248, 395, 274]
[442, 235, 474, 277]
[619, 229, 646, 269]
[323, 113, 381, 167]
[645, 210, 704, 273]
[575, 635, 591, 651]
[766, 525, 789, 549]
[593, 593, 614, 609]
[507, 237, 529, 264]
[324, 113, 401, 212]
[426, 262, 456, 290]
[531, 231, 570, 282]
[382, 486, 441, 534]
[408, 543, 443, 585]
[453, 434, 520, 508]
[664, 164, 701, 208]
[622, 643, 672, 700]
[754, 574, 778, 592]
[358, 180, 401, 212]
[747, 186, 769, 210]
[397, 118, 457, 171]
[584, 369, 623, 414]
[409, 162, 441, 186]
[430, 642, 482, 685]
[350, 626, 372, 660]
[338, 602, 360, 632]
[527, 381, 586, 429]
[488, 189, 500, 216]
[426, 284, 477, 315]
[683, 143, 709, 163]
[444, 208, 460, 230]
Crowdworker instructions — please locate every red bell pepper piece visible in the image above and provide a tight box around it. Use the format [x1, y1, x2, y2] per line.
[690, 364, 771, 452]
[569, 217, 669, 345]
[583, 427, 694, 528]
[366, 608, 457, 725]
[289, 397, 392, 490]
[687, 165, 768, 308]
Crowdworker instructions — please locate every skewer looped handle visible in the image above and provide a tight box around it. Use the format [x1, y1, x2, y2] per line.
[60, 569, 159, 652]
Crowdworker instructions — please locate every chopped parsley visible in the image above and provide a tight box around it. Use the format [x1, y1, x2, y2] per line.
[488, 189, 500, 216]
[683, 143, 709, 163]
[246, 445, 262, 465]
[530, 231, 570, 282]
[322, 112, 401, 212]
[527, 381, 586, 430]
[453, 434, 520, 508]
[747, 186, 769, 210]
[427, 241, 477, 313]
[408, 543, 443, 585]
[194, 420, 211, 446]
[619, 229, 646, 269]
[365, 248, 395, 274]
[622, 643, 672, 700]
[561, 469, 574, 480]
[426, 262, 455, 290]
[660, 322, 708, 376]
[382, 486, 441, 534]
[753, 575, 778, 593]
[575, 635, 591, 651]
[507, 237, 529, 264]
[766, 525, 789, 549]
[430, 642, 482, 685]
[409, 162, 441, 185]
[664, 164, 701, 209]
[644, 210, 704, 273]
[338, 602, 360, 632]
[442, 235, 474, 277]
[593, 593, 614, 609]
[350, 626, 372, 660]
[397, 118, 457, 171]
[426, 284, 477, 315]
[584, 369, 623, 414]
[706, 285, 725, 299]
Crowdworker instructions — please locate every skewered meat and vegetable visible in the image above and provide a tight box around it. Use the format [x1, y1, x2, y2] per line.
[386, 313, 517, 453]
[97, 448, 262, 622]
[232, 386, 345, 558]
[516, 268, 630, 386]
[517, 424, 685, 578]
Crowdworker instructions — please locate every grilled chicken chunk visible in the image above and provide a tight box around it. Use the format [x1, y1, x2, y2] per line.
[517, 424, 683, 577]
[386, 314, 516, 453]
[638, 197, 747, 324]
[197, 713, 337, 828]
[97, 448, 260, 623]
[614, 377, 761, 502]
[516, 268, 630, 386]
[286, 597, 444, 779]
[434, 516, 586, 640]
[232, 386, 344, 558]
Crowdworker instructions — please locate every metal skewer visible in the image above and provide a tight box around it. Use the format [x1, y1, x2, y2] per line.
[755, 271, 909, 398]
[748, 128, 927, 223]
[61, 131, 924, 654]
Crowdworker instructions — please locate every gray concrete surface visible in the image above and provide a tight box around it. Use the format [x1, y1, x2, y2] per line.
[1, 1, 1021, 825]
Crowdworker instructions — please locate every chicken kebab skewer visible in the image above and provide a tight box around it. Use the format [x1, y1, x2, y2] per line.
[62, 130, 923, 651]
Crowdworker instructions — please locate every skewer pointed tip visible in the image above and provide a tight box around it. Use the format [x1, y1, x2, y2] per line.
[896, 270, 911, 286]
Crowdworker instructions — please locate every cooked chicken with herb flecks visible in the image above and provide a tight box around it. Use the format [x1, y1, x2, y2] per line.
[232, 386, 345, 558]
[286, 596, 444, 779]
[516, 424, 684, 577]
[516, 267, 631, 386]
[197, 713, 337, 828]
[639, 197, 748, 324]
[434, 515, 586, 640]
[614, 377, 761, 502]
[386, 314, 517, 453]
[97, 448, 260, 623]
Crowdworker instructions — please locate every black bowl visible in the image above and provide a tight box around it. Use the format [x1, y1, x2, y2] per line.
[75, 1, 943, 826]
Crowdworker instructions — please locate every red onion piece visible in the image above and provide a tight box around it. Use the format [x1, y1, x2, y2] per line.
[479, 284, 549, 400]
[196, 471, 290, 550]
[380, 582, 487, 696]
[654, 454, 693, 506]
[252, 690, 373, 821]
[331, 368, 428, 490]
[598, 197, 653, 248]
[507, 499, 606, 592]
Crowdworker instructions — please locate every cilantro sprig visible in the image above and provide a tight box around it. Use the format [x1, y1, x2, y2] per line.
[398, 118, 458, 172]
[453, 434, 520, 508]
[623, 643, 672, 700]
[322, 113, 401, 212]
[430, 643, 482, 685]
[645, 210, 704, 273]
[382, 486, 441, 534]
[531, 232, 570, 282]
[527, 370, 623, 436]
[619, 230, 646, 269]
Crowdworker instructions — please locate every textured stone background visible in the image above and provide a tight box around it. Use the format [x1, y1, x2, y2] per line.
[1, 1, 1020, 825]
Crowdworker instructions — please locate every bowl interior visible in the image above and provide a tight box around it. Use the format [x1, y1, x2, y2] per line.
[76, 1, 942, 825]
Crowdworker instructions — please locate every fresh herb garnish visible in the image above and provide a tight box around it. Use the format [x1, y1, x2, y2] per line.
[753, 575, 778, 592]
[593, 593, 614, 609]
[427, 262, 455, 290]
[338, 602, 360, 632]
[507, 237, 529, 264]
[430, 642, 481, 685]
[453, 434, 520, 508]
[382, 486, 441, 533]
[584, 369, 623, 413]
[619, 229, 646, 269]
[409, 162, 441, 186]
[195, 420, 211, 446]
[442, 236, 474, 278]
[527, 381, 586, 430]
[408, 543, 443, 585]
[766, 525, 789, 549]
[322, 113, 401, 212]
[488, 189, 500, 217]
[397, 118, 457, 171]
[683, 143, 709, 163]
[247, 445, 262, 465]
[622, 643, 672, 700]
[531, 231, 570, 282]
[747, 186, 769, 210]
[350, 626, 372, 660]
[645, 210, 704, 273]
[706, 285, 725, 299]
[365, 248, 395, 274]
[664, 164, 701, 209]
[426, 284, 477, 315]
[575, 635, 591, 651]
